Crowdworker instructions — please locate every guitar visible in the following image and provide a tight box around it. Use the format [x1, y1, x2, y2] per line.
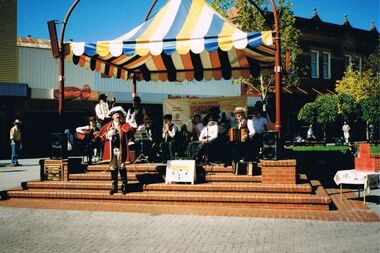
[77, 129, 99, 141]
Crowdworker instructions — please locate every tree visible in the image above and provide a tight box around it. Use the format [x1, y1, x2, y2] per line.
[297, 102, 317, 125]
[314, 94, 339, 141]
[335, 66, 380, 102]
[359, 97, 380, 124]
[336, 92, 360, 123]
[211, 0, 302, 86]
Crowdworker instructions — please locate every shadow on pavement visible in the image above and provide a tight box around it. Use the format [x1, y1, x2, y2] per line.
[0, 170, 27, 173]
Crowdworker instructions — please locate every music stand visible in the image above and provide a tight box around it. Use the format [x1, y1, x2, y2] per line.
[133, 129, 151, 164]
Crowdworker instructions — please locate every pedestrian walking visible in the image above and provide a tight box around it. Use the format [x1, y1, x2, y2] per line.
[342, 121, 350, 144]
[10, 119, 22, 166]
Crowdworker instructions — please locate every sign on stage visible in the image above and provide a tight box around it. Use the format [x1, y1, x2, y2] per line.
[165, 160, 196, 184]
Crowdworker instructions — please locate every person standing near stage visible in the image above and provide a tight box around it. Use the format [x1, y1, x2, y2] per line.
[231, 107, 255, 162]
[95, 94, 110, 127]
[9, 119, 22, 166]
[98, 106, 133, 195]
[249, 108, 268, 161]
[342, 121, 350, 144]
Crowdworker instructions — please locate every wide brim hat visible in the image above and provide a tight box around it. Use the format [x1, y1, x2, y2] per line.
[108, 106, 126, 117]
[14, 119, 22, 124]
[233, 107, 246, 114]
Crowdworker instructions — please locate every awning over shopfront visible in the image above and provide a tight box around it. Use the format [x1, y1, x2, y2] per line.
[0, 82, 29, 97]
[68, 0, 275, 82]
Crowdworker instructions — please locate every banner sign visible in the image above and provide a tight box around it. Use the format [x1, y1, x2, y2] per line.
[163, 96, 247, 128]
[165, 160, 196, 184]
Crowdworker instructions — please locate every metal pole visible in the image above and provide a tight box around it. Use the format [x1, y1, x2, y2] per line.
[269, 0, 282, 138]
[145, 0, 158, 21]
[58, 0, 81, 116]
[130, 0, 158, 98]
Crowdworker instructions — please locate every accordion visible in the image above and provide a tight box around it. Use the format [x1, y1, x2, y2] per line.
[229, 128, 247, 142]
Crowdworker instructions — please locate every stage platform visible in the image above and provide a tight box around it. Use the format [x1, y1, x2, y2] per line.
[4, 161, 331, 211]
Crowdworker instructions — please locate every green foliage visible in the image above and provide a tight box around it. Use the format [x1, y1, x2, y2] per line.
[287, 146, 349, 153]
[359, 97, 380, 123]
[336, 66, 380, 102]
[337, 92, 360, 122]
[297, 102, 316, 124]
[211, 0, 302, 86]
[314, 94, 339, 125]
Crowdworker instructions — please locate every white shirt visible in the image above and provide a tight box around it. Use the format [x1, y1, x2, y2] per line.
[95, 102, 109, 121]
[199, 121, 218, 142]
[162, 123, 178, 139]
[246, 119, 256, 138]
[251, 116, 268, 135]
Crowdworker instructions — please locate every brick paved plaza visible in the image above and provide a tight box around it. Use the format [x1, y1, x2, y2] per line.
[1, 206, 380, 253]
[0, 158, 379, 252]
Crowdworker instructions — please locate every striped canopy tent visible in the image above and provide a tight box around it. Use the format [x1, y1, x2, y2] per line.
[67, 0, 275, 82]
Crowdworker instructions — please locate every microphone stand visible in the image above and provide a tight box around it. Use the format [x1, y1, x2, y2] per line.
[134, 130, 150, 164]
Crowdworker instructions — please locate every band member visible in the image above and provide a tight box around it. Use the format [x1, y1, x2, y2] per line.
[177, 124, 192, 157]
[98, 106, 133, 195]
[193, 114, 219, 163]
[126, 96, 147, 128]
[76, 116, 101, 165]
[249, 108, 268, 161]
[134, 116, 161, 162]
[95, 94, 110, 127]
[190, 114, 204, 141]
[231, 107, 255, 162]
[159, 114, 178, 162]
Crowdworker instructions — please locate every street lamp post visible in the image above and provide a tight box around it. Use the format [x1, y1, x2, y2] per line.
[269, 0, 282, 138]
[58, 0, 81, 117]
[248, 0, 282, 138]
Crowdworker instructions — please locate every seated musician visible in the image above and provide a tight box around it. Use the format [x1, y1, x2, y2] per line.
[230, 107, 255, 163]
[135, 116, 162, 162]
[186, 114, 204, 158]
[159, 114, 178, 162]
[193, 113, 219, 163]
[177, 124, 192, 157]
[76, 116, 101, 165]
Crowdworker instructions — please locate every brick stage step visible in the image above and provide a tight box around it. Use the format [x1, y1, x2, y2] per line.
[23, 181, 312, 193]
[69, 172, 260, 183]
[86, 163, 234, 173]
[6, 188, 329, 210]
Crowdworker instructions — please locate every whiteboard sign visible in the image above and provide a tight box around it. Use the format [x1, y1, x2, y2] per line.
[165, 160, 196, 184]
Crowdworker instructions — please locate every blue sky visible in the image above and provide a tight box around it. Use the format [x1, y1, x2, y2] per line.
[18, 0, 379, 41]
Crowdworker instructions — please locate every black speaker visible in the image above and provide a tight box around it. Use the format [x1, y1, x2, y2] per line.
[262, 131, 278, 160]
[47, 20, 60, 58]
[50, 133, 67, 160]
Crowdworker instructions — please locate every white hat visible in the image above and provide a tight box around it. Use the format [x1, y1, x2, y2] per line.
[233, 107, 246, 114]
[14, 119, 22, 124]
[108, 106, 126, 117]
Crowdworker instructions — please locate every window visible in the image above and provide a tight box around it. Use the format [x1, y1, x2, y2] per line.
[353, 56, 362, 72]
[311, 50, 319, 78]
[344, 55, 352, 70]
[322, 52, 331, 79]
